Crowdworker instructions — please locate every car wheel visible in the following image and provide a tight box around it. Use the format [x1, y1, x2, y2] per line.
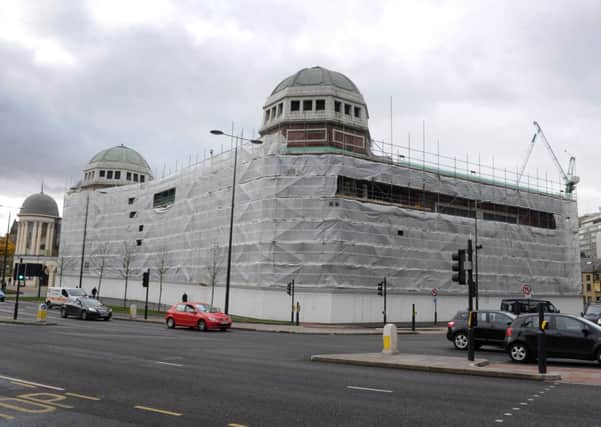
[81, 311, 88, 321]
[166, 317, 175, 329]
[60, 308, 67, 318]
[509, 342, 529, 363]
[46, 301, 52, 309]
[453, 332, 469, 350]
[197, 319, 207, 332]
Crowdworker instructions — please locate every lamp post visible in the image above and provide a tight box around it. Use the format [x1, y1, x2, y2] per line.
[0, 205, 17, 292]
[78, 192, 90, 288]
[210, 129, 262, 314]
[77, 191, 106, 289]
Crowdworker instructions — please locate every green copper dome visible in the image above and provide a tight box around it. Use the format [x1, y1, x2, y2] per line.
[88, 145, 151, 171]
[271, 66, 360, 95]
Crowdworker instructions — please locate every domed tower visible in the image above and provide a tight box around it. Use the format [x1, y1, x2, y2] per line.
[13, 191, 61, 288]
[259, 66, 371, 155]
[80, 145, 153, 190]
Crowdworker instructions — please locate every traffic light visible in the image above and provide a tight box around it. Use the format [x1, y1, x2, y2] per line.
[451, 249, 466, 285]
[142, 270, 149, 288]
[15, 264, 26, 282]
[286, 281, 292, 295]
[377, 281, 384, 296]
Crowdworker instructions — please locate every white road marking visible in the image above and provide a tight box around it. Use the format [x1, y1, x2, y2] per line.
[65, 392, 101, 401]
[504, 413, 512, 416]
[155, 361, 184, 367]
[512, 408, 520, 411]
[346, 386, 392, 393]
[0, 375, 64, 391]
[520, 402, 528, 406]
[495, 419, 503, 423]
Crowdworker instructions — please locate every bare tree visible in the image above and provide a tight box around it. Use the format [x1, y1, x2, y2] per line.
[57, 253, 78, 287]
[155, 247, 170, 312]
[118, 242, 135, 308]
[207, 244, 221, 310]
[92, 242, 111, 299]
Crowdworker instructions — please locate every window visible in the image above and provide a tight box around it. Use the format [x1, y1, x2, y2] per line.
[127, 172, 132, 181]
[136, 239, 142, 246]
[303, 100, 313, 111]
[587, 283, 592, 291]
[315, 99, 325, 111]
[334, 101, 341, 112]
[554, 316, 584, 332]
[291, 100, 300, 111]
[99, 170, 105, 178]
[128, 197, 135, 205]
[271, 106, 276, 119]
[354, 106, 361, 118]
[129, 211, 137, 218]
[153, 188, 176, 208]
[107, 170, 113, 179]
[176, 304, 186, 312]
[277, 103, 283, 116]
[139, 225, 144, 232]
[133, 173, 138, 182]
[344, 104, 351, 115]
[115, 171, 121, 180]
[587, 274, 591, 281]
[264, 110, 270, 123]
[140, 175, 145, 183]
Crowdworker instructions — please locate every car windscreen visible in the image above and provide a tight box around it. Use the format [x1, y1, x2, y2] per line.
[585, 305, 601, 315]
[81, 299, 103, 307]
[69, 289, 87, 296]
[580, 317, 601, 331]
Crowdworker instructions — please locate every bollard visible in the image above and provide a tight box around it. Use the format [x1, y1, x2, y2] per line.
[129, 304, 137, 319]
[411, 304, 416, 332]
[36, 303, 48, 322]
[382, 323, 399, 355]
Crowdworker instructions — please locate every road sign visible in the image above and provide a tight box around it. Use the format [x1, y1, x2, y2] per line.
[433, 297, 438, 304]
[431, 288, 438, 297]
[522, 284, 532, 296]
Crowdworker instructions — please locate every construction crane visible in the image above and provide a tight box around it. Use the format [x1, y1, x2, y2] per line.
[517, 121, 579, 195]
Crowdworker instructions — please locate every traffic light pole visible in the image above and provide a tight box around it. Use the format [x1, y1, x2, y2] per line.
[467, 239, 475, 362]
[143, 269, 150, 320]
[290, 279, 295, 324]
[383, 277, 387, 325]
[13, 258, 23, 320]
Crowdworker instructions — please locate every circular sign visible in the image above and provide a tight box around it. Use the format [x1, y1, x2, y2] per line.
[522, 284, 531, 296]
[431, 288, 438, 297]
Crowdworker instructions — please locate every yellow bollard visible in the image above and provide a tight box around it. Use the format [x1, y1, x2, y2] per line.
[36, 304, 48, 322]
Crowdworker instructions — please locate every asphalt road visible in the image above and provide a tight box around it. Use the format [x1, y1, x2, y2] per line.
[0, 301, 599, 426]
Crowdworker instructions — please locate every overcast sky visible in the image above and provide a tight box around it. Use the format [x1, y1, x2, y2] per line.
[1, 0, 600, 230]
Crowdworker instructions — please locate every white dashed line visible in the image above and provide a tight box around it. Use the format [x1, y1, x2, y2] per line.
[512, 408, 520, 411]
[495, 419, 504, 423]
[504, 413, 512, 416]
[0, 374, 64, 391]
[155, 361, 184, 367]
[346, 386, 393, 393]
[520, 402, 528, 406]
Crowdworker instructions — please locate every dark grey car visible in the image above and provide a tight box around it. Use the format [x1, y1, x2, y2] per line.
[583, 303, 601, 326]
[447, 310, 516, 350]
[61, 297, 112, 320]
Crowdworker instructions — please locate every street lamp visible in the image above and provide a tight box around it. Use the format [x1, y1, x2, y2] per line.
[78, 191, 106, 289]
[0, 204, 18, 292]
[210, 129, 262, 314]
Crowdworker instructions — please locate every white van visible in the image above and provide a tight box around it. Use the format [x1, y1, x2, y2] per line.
[46, 287, 89, 308]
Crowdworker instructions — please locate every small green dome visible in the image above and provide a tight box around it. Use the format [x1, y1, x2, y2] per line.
[20, 192, 59, 217]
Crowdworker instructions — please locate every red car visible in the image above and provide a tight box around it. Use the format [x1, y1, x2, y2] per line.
[165, 302, 232, 331]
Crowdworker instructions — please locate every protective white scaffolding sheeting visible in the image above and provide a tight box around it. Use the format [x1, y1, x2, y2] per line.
[58, 133, 580, 309]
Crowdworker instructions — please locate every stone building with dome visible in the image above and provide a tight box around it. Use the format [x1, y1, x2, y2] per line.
[13, 191, 61, 288]
[57, 66, 581, 322]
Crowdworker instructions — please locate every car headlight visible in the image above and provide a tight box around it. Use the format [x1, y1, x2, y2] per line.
[208, 316, 218, 321]
[88, 308, 97, 312]
[597, 319, 601, 325]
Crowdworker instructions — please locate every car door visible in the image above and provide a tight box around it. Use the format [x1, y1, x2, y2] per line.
[548, 316, 594, 359]
[173, 304, 187, 325]
[474, 312, 493, 343]
[183, 304, 198, 326]
[486, 312, 514, 345]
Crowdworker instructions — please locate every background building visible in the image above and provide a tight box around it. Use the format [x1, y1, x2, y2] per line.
[58, 66, 582, 322]
[579, 212, 601, 258]
[581, 259, 601, 305]
[13, 191, 61, 290]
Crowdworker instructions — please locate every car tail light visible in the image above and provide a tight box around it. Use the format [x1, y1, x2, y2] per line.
[447, 321, 455, 328]
[505, 327, 512, 337]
